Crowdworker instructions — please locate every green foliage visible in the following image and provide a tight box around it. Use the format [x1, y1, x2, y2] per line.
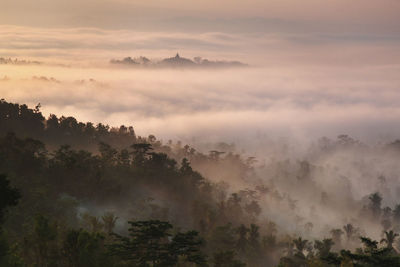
[109, 220, 206, 266]
[0, 99, 136, 150]
[380, 230, 399, 249]
[0, 174, 21, 266]
[314, 239, 334, 258]
[281, 235, 400, 267]
[30, 215, 58, 266]
[0, 232, 24, 267]
[293, 237, 309, 256]
[171, 231, 207, 265]
[5, 99, 400, 267]
[0, 174, 20, 223]
[62, 229, 109, 267]
[102, 212, 118, 234]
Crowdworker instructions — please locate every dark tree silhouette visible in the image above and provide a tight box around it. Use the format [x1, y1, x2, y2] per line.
[0, 174, 20, 223]
[109, 220, 206, 266]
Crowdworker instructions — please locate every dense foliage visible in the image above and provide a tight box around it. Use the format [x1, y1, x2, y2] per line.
[2, 99, 400, 266]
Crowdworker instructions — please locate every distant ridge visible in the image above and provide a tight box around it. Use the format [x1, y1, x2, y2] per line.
[110, 53, 247, 68]
[0, 57, 41, 65]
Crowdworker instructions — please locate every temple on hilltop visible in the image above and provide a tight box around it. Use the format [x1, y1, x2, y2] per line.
[160, 53, 195, 66]
[110, 53, 247, 68]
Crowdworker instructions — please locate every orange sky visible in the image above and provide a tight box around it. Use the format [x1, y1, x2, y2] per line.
[2, 0, 399, 34]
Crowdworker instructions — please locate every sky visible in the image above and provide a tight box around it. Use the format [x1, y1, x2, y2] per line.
[2, 0, 400, 34]
[1, 0, 400, 149]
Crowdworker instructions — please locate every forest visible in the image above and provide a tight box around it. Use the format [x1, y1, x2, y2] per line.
[2, 99, 400, 267]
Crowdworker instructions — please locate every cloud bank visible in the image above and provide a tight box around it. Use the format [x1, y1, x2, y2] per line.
[0, 25, 399, 150]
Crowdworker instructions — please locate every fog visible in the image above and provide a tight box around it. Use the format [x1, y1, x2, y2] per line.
[1, 60, 400, 148]
[2, 25, 400, 246]
[1, 0, 400, 264]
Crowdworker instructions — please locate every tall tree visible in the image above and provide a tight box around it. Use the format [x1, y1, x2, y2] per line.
[293, 237, 309, 257]
[343, 224, 355, 242]
[0, 174, 20, 223]
[380, 230, 399, 250]
[109, 220, 205, 266]
[369, 192, 382, 219]
[314, 238, 334, 258]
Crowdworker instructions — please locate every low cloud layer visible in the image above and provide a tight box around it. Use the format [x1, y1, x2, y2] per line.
[1, 25, 400, 66]
[1, 26, 400, 150]
[1, 65, 400, 148]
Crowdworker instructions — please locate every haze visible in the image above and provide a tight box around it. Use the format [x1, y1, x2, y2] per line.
[2, 1, 400, 266]
[1, 21, 400, 147]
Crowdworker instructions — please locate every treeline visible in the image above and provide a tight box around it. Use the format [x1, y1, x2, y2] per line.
[0, 99, 270, 265]
[0, 99, 136, 150]
[2, 99, 400, 266]
[278, 233, 400, 266]
[1, 190, 208, 267]
[0, 132, 275, 266]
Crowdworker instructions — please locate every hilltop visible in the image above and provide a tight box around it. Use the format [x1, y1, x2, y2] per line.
[110, 53, 247, 68]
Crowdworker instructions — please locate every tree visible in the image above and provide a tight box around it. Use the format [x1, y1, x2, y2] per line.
[369, 192, 382, 219]
[109, 220, 173, 266]
[30, 215, 58, 267]
[0, 174, 20, 223]
[293, 237, 309, 257]
[343, 224, 356, 242]
[98, 142, 117, 165]
[109, 220, 205, 266]
[380, 230, 399, 250]
[131, 143, 153, 165]
[62, 229, 107, 267]
[279, 237, 309, 267]
[210, 224, 236, 252]
[170, 231, 207, 266]
[0, 174, 21, 265]
[314, 239, 334, 258]
[101, 212, 118, 234]
[360, 237, 378, 254]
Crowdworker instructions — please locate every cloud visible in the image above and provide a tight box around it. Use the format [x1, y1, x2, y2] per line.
[1, 25, 400, 67]
[0, 25, 399, 147]
[1, 62, 400, 145]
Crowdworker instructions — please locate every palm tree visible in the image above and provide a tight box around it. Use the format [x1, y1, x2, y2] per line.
[293, 237, 309, 256]
[369, 192, 382, 218]
[314, 238, 334, 258]
[102, 212, 118, 233]
[343, 223, 355, 241]
[380, 230, 399, 249]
